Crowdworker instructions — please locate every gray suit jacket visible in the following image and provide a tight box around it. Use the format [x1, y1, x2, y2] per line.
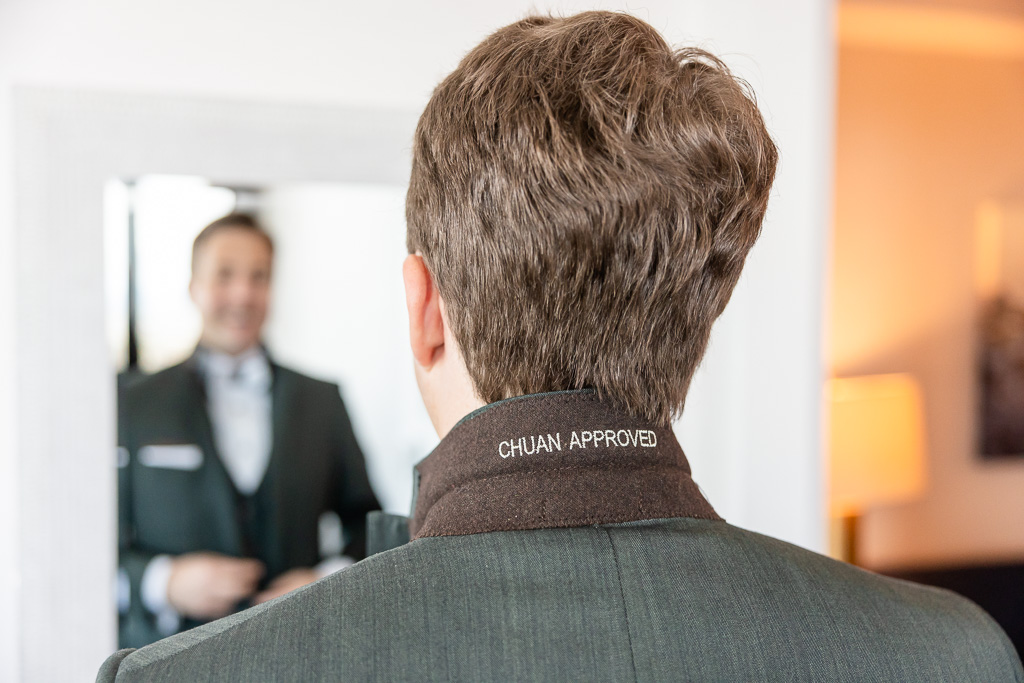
[100, 391, 1023, 682]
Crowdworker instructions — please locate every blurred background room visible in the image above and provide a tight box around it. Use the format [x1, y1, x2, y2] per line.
[829, 0, 1024, 657]
[0, 0, 1021, 680]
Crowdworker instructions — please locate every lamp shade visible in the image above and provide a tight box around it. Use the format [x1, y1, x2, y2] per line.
[828, 373, 927, 518]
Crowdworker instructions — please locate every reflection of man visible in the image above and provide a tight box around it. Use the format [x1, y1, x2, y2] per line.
[116, 213, 380, 648]
[101, 12, 1021, 680]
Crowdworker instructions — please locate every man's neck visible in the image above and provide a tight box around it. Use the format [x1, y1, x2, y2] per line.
[431, 391, 485, 440]
[197, 340, 263, 359]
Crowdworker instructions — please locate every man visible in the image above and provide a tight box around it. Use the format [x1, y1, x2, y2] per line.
[116, 213, 380, 648]
[100, 12, 1022, 681]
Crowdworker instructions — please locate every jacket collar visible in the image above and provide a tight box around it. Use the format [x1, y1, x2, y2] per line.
[409, 390, 720, 539]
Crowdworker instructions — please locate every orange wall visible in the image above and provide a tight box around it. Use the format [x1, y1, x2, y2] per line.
[833, 43, 1024, 568]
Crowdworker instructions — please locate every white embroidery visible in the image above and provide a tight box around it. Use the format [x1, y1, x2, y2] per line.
[499, 433, 562, 458]
[498, 429, 657, 458]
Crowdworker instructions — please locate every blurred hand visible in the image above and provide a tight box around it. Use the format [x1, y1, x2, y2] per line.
[253, 568, 319, 605]
[166, 552, 264, 620]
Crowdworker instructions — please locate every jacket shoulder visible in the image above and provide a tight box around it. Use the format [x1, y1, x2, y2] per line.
[692, 521, 1023, 678]
[271, 363, 341, 397]
[103, 539, 493, 681]
[120, 360, 194, 399]
[95, 648, 134, 683]
[98, 549, 396, 681]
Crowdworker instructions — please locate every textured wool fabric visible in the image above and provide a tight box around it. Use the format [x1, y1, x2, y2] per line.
[98, 391, 1024, 682]
[411, 390, 720, 538]
[98, 520, 1023, 682]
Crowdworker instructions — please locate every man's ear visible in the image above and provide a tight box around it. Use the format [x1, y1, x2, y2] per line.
[403, 254, 446, 369]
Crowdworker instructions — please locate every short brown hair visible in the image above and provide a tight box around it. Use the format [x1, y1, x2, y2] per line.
[406, 11, 778, 424]
[191, 212, 274, 273]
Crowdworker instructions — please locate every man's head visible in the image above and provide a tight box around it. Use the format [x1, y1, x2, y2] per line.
[404, 11, 778, 431]
[189, 213, 274, 356]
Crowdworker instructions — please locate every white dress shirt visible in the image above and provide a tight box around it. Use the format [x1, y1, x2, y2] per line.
[199, 346, 274, 496]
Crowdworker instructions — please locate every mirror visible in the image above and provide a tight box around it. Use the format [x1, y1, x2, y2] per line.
[105, 174, 436, 646]
[105, 174, 434, 499]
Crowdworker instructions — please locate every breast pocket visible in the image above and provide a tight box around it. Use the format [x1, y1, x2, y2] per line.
[138, 444, 203, 471]
[132, 443, 214, 553]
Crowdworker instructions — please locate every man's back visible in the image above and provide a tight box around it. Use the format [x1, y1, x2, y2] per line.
[100, 516, 1021, 682]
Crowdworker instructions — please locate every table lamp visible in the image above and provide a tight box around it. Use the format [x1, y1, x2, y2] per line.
[827, 373, 927, 565]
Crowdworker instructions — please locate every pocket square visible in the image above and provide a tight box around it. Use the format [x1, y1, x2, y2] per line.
[138, 444, 203, 471]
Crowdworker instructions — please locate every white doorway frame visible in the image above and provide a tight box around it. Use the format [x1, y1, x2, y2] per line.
[8, 87, 417, 681]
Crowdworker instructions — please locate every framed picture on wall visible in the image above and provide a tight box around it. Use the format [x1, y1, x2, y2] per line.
[976, 199, 1024, 458]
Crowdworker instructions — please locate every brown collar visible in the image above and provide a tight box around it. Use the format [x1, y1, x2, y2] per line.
[410, 390, 720, 539]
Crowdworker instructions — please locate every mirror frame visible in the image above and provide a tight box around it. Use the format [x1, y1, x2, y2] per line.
[9, 86, 416, 679]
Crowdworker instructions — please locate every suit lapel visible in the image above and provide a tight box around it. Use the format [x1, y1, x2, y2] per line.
[260, 361, 297, 576]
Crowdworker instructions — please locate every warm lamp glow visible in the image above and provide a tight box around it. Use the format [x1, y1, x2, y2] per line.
[974, 201, 1004, 301]
[828, 374, 927, 518]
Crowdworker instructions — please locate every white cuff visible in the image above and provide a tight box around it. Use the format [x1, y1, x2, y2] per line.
[314, 555, 354, 578]
[141, 555, 181, 636]
[116, 568, 130, 614]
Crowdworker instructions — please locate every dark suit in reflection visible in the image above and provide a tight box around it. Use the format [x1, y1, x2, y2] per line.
[117, 350, 380, 647]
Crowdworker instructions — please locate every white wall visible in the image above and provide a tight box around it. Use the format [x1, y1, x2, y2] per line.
[0, 82, 20, 683]
[260, 183, 438, 512]
[0, 1, 834, 680]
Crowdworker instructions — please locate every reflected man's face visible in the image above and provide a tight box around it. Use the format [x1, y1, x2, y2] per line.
[189, 228, 272, 355]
